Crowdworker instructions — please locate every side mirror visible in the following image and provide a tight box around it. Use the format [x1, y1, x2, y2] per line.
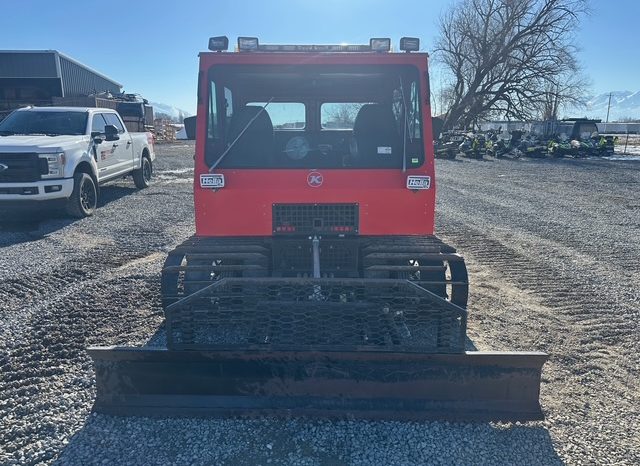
[91, 131, 103, 144]
[104, 124, 120, 141]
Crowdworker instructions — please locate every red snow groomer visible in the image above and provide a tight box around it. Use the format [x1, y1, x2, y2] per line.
[89, 36, 547, 420]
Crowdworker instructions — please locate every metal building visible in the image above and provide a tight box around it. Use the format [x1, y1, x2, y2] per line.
[0, 50, 122, 114]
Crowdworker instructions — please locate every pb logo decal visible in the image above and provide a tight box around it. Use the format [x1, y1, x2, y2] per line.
[307, 171, 323, 187]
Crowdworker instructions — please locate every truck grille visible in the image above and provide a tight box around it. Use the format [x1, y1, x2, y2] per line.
[273, 203, 359, 235]
[0, 153, 45, 183]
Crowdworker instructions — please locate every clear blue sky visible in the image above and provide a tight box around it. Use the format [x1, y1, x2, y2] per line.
[2, 0, 637, 114]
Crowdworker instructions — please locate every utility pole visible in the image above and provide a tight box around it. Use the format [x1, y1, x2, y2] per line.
[605, 92, 612, 123]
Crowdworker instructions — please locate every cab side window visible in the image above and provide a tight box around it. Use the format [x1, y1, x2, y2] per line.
[208, 81, 218, 139]
[103, 113, 125, 133]
[224, 86, 233, 137]
[392, 81, 422, 141]
[92, 114, 107, 135]
[409, 81, 422, 140]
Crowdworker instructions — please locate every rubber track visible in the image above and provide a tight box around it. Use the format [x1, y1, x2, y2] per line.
[161, 237, 271, 309]
[161, 235, 469, 310]
[362, 236, 469, 308]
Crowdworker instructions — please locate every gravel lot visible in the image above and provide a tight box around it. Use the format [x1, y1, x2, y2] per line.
[1, 142, 638, 465]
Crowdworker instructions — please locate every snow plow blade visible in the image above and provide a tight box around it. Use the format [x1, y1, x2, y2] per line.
[88, 348, 547, 421]
[89, 278, 547, 421]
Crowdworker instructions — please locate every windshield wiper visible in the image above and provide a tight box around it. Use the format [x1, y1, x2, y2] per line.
[7, 132, 48, 136]
[209, 97, 274, 172]
[1, 132, 65, 136]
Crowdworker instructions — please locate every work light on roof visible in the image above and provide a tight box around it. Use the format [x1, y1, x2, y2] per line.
[238, 37, 259, 51]
[400, 37, 420, 52]
[369, 38, 391, 52]
[208, 36, 229, 51]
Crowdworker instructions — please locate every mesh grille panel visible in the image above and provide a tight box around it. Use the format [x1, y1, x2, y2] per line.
[167, 278, 466, 353]
[272, 239, 358, 277]
[273, 204, 359, 235]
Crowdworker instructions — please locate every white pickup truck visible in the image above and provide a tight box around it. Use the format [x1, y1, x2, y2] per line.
[0, 106, 155, 217]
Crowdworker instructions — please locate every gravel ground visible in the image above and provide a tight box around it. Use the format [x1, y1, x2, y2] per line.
[1, 142, 639, 465]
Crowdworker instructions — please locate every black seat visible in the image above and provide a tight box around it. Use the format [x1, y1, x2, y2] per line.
[351, 104, 401, 166]
[225, 106, 274, 167]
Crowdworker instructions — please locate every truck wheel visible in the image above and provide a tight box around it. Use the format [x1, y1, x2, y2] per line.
[133, 155, 152, 189]
[66, 172, 97, 218]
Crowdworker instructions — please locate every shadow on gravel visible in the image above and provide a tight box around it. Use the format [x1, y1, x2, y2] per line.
[436, 157, 465, 163]
[97, 185, 137, 207]
[465, 336, 478, 351]
[126, 327, 479, 352]
[55, 414, 562, 465]
[0, 209, 72, 246]
[0, 185, 138, 247]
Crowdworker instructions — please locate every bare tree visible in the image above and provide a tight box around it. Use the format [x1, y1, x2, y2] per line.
[435, 0, 589, 131]
[539, 72, 589, 120]
[322, 103, 363, 129]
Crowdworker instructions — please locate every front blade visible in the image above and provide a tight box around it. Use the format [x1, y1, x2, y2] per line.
[88, 347, 547, 421]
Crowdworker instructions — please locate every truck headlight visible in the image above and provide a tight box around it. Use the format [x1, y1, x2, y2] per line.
[39, 152, 65, 179]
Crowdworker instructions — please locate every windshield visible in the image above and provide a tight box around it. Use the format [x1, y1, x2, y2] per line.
[206, 64, 424, 169]
[0, 111, 88, 136]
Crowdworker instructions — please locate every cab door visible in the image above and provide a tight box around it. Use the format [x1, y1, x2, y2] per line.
[91, 113, 119, 179]
[102, 113, 134, 175]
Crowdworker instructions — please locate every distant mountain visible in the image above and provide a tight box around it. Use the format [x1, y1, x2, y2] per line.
[563, 91, 640, 121]
[149, 102, 191, 121]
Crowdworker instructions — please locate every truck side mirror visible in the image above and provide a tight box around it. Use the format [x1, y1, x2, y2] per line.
[104, 124, 120, 142]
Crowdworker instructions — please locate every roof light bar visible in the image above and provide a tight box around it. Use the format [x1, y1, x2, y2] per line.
[208, 36, 229, 51]
[370, 38, 391, 52]
[400, 37, 420, 52]
[234, 37, 393, 53]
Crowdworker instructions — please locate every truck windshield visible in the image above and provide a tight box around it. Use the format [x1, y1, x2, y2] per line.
[206, 64, 424, 169]
[0, 111, 88, 136]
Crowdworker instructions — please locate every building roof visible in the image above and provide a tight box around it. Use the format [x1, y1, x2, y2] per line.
[0, 50, 122, 87]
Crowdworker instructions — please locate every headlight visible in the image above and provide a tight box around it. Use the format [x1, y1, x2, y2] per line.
[39, 152, 65, 179]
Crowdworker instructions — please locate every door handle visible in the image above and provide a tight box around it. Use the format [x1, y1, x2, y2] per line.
[112, 143, 119, 148]
[126, 140, 132, 146]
